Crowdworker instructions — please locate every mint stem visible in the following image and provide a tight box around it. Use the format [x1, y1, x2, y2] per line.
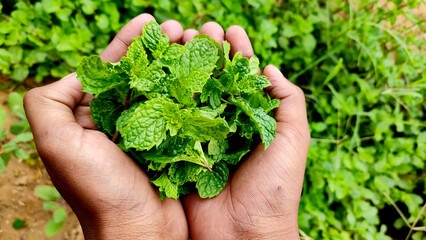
[124, 89, 132, 109]
[111, 131, 120, 143]
[204, 161, 212, 172]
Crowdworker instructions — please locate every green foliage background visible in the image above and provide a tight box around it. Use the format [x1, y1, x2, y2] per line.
[1, 0, 425, 239]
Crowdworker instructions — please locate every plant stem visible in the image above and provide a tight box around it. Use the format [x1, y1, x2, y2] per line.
[203, 161, 213, 172]
[111, 131, 120, 143]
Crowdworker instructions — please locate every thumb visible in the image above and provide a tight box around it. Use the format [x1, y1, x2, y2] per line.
[24, 73, 85, 149]
[264, 65, 310, 142]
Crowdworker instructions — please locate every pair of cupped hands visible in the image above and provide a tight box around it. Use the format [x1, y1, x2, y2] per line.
[24, 14, 310, 240]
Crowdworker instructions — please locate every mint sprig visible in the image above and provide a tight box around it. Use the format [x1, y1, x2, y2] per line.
[77, 21, 278, 199]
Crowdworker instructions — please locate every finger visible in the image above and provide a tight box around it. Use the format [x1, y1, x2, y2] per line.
[79, 93, 93, 106]
[24, 73, 85, 147]
[263, 65, 309, 136]
[74, 106, 97, 129]
[100, 13, 156, 62]
[228, 66, 309, 202]
[161, 20, 183, 43]
[200, 22, 224, 46]
[182, 29, 199, 43]
[225, 25, 254, 58]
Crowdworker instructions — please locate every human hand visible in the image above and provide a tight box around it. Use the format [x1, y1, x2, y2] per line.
[182, 24, 310, 239]
[24, 14, 189, 240]
[25, 14, 309, 239]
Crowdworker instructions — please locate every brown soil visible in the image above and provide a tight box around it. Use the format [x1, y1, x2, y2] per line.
[0, 90, 83, 240]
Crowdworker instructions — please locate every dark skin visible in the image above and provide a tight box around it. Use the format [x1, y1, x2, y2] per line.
[24, 14, 310, 240]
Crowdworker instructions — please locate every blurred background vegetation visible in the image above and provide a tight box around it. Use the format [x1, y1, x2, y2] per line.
[0, 0, 425, 239]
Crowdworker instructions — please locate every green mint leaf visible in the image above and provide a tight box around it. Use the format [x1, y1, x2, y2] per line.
[238, 75, 271, 93]
[171, 36, 219, 77]
[130, 61, 166, 92]
[196, 161, 229, 198]
[120, 36, 149, 75]
[143, 140, 210, 168]
[182, 71, 211, 93]
[248, 56, 260, 75]
[142, 21, 169, 58]
[194, 34, 224, 69]
[116, 102, 141, 134]
[197, 104, 227, 119]
[97, 82, 130, 104]
[169, 71, 210, 106]
[168, 77, 195, 106]
[163, 100, 183, 136]
[117, 98, 181, 151]
[245, 92, 280, 113]
[169, 162, 206, 185]
[222, 147, 251, 165]
[221, 52, 250, 94]
[77, 55, 128, 96]
[155, 135, 191, 156]
[222, 40, 231, 64]
[208, 139, 229, 156]
[152, 172, 179, 200]
[200, 78, 224, 109]
[90, 98, 123, 135]
[232, 97, 276, 149]
[180, 109, 230, 142]
[158, 43, 185, 66]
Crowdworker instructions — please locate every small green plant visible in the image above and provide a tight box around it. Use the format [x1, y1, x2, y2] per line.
[35, 185, 67, 237]
[0, 92, 37, 173]
[12, 218, 27, 229]
[78, 21, 278, 199]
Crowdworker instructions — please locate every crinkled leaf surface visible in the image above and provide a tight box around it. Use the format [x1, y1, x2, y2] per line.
[77, 55, 128, 96]
[118, 98, 180, 151]
[196, 161, 229, 198]
[142, 21, 169, 58]
[121, 36, 149, 75]
[78, 20, 278, 199]
[170, 36, 219, 77]
[90, 98, 123, 135]
[152, 172, 179, 200]
[130, 61, 166, 92]
[232, 97, 276, 149]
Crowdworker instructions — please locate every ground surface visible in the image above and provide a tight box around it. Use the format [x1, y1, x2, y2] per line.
[0, 90, 83, 240]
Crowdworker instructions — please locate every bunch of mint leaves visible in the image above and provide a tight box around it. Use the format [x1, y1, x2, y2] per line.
[77, 21, 279, 199]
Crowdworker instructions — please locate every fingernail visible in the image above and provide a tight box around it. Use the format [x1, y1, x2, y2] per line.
[272, 65, 284, 76]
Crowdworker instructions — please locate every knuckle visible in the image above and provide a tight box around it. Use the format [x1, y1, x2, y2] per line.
[23, 87, 42, 110]
[292, 85, 305, 99]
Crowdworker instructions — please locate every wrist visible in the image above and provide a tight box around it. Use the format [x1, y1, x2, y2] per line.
[74, 202, 187, 240]
[228, 203, 300, 240]
[235, 216, 299, 239]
